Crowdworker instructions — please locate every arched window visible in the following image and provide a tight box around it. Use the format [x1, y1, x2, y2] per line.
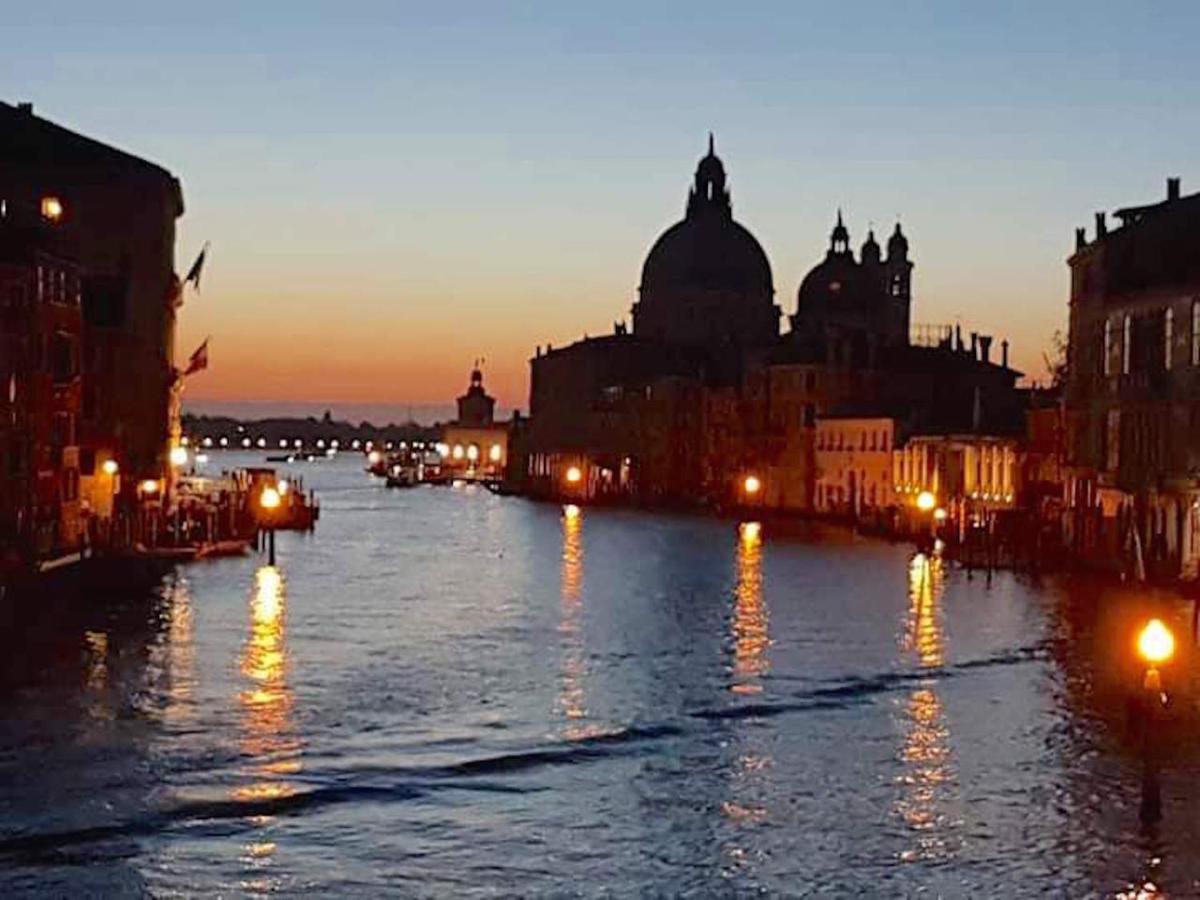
[1165, 307, 1174, 370]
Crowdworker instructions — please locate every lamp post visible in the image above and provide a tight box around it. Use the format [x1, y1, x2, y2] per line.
[742, 475, 762, 509]
[1135, 618, 1175, 824]
[565, 465, 583, 499]
[260, 485, 281, 566]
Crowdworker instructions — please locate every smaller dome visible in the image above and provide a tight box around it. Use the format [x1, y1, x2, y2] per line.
[888, 222, 909, 259]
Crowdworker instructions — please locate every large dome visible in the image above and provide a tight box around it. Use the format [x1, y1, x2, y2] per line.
[631, 136, 779, 350]
[640, 214, 774, 296]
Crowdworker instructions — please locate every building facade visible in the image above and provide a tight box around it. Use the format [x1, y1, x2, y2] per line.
[441, 367, 509, 481]
[1, 101, 183, 564]
[0, 101, 184, 489]
[0, 207, 84, 559]
[1065, 177, 1200, 577]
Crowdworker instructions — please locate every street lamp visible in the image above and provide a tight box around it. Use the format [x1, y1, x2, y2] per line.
[743, 475, 761, 496]
[916, 490, 936, 512]
[1135, 617, 1175, 824]
[565, 466, 583, 485]
[102, 459, 119, 477]
[260, 486, 281, 565]
[169, 445, 188, 468]
[1138, 618, 1175, 672]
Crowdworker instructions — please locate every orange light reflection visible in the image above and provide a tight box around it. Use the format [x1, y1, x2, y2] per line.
[235, 566, 301, 808]
[896, 553, 956, 863]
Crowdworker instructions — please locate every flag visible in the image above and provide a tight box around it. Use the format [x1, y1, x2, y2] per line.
[183, 338, 209, 376]
[184, 242, 209, 291]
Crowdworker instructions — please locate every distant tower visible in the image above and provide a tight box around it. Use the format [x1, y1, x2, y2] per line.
[885, 222, 913, 345]
[456, 362, 495, 426]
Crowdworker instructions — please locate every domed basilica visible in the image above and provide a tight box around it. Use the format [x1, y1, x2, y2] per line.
[632, 135, 780, 350]
[631, 136, 912, 356]
[522, 137, 1016, 512]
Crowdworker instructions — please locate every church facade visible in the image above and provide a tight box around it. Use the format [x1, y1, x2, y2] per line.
[522, 138, 1022, 513]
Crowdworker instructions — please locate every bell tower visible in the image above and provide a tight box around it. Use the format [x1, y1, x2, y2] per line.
[885, 222, 913, 345]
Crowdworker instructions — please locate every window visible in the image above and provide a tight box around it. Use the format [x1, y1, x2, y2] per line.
[1103, 319, 1113, 376]
[1193, 300, 1200, 366]
[1165, 307, 1174, 370]
[1122, 315, 1132, 375]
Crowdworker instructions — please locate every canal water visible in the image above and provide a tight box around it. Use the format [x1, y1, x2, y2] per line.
[4, 454, 1200, 896]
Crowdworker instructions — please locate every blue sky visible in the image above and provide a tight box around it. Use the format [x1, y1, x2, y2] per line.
[5, 1, 1199, 417]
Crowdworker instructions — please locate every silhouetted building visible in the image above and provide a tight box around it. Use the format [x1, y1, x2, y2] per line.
[523, 137, 1022, 512]
[632, 135, 779, 355]
[442, 366, 509, 480]
[1065, 177, 1200, 577]
[792, 214, 912, 360]
[0, 100, 184, 489]
[456, 364, 496, 427]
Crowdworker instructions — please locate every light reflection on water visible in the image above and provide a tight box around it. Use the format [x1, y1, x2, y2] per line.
[730, 521, 768, 695]
[896, 552, 958, 864]
[558, 503, 603, 741]
[234, 566, 300, 811]
[9, 456, 1200, 894]
[721, 522, 772, 883]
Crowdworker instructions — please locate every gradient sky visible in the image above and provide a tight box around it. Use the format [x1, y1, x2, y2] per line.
[6, 2, 1200, 421]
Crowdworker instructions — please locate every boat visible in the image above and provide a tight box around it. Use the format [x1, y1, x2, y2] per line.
[195, 539, 251, 559]
[386, 463, 418, 488]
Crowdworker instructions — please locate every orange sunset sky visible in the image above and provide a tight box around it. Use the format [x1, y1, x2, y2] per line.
[10, 5, 1196, 423]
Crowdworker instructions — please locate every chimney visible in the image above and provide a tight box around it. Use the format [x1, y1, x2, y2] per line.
[1095, 212, 1107, 238]
[1168, 177, 1181, 201]
[1001, 338, 1009, 369]
[16, 102, 33, 115]
[970, 331, 978, 359]
[1075, 227, 1086, 251]
[980, 335, 993, 364]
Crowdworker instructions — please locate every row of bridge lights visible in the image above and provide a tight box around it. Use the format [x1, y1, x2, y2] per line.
[184, 436, 431, 453]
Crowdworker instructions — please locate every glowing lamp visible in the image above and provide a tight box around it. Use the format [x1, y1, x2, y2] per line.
[466, 444, 479, 462]
[489, 444, 502, 462]
[916, 490, 936, 512]
[169, 446, 188, 467]
[1137, 619, 1175, 666]
[260, 487, 281, 510]
[565, 466, 583, 484]
[102, 459, 119, 476]
[743, 475, 762, 496]
[564, 503, 581, 519]
[40, 196, 64, 221]
[452, 445, 464, 460]
[740, 521, 762, 542]
[277, 479, 289, 496]
[933, 507, 948, 522]
[140, 479, 159, 495]
[367, 450, 382, 465]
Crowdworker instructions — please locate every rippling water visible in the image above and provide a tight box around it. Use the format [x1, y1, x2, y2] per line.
[4, 453, 1200, 896]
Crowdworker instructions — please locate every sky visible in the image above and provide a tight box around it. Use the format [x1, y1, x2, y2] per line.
[5, 1, 1200, 422]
